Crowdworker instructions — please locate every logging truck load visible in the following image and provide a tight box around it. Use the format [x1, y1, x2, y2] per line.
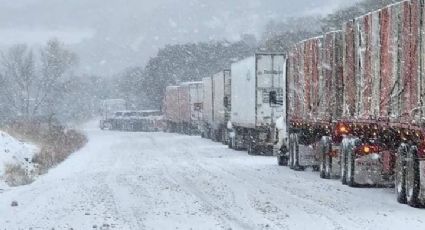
[276, 0, 425, 208]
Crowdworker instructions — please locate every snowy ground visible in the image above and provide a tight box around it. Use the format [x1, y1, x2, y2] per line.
[0, 131, 38, 190]
[0, 122, 424, 230]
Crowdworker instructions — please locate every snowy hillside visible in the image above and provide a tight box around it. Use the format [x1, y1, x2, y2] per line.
[0, 131, 38, 189]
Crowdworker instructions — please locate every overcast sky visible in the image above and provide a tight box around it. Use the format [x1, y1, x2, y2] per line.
[0, 0, 357, 76]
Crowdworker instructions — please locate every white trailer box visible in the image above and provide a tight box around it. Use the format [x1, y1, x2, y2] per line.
[179, 81, 203, 134]
[213, 70, 231, 128]
[255, 53, 285, 126]
[230, 53, 286, 155]
[231, 53, 285, 128]
[202, 77, 213, 127]
[231, 56, 256, 128]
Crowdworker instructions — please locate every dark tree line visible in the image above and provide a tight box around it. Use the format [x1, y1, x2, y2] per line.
[260, 0, 400, 52]
[321, 0, 400, 31]
[118, 39, 256, 109]
[117, 0, 399, 110]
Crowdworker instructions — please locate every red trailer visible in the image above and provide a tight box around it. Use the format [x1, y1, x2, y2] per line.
[281, 0, 425, 207]
[163, 82, 203, 134]
[286, 36, 326, 170]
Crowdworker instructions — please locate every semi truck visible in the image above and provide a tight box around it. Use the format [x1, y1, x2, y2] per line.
[229, 53, 285, 155]
[99, 99, 127, 130]
[164, 82, 203, 134]
[275, 0, 425, 207]
[201, 70, 232, 143]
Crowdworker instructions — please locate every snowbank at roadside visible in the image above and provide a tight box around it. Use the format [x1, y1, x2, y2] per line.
[0, 131, 38, 189]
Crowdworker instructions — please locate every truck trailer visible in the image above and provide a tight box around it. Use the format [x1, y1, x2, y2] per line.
[229, 53, 286, 155]
[201, 70, 232, 143]
[276, 0, 425, 208]
[164, 82, 203, 134]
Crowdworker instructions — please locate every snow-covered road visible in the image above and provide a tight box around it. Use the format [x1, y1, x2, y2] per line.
[0, 124, 424, 230]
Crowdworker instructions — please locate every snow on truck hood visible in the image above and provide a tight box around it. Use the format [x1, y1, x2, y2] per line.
[0, 131, 38, 179]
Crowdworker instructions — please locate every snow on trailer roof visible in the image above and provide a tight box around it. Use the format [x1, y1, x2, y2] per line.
[115, 110, 160, 113]
[255, 51, 285, 55]
[138, 110, 160, 113]
[179, 81, 203, 86]
[353, 5, 384, 21]
[324, 30, 343, 35]
[298, 35, 324, 44]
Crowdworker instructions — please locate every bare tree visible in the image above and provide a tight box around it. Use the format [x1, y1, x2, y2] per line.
[0, 39, 77, 122]
[33, 38, 77, 117]
[0, 44, 35, 118]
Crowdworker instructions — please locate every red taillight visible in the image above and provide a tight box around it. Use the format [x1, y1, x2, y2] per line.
[355, 144, 380, 156]
[332, 122, 350, 143]
[336, 122, 350, 136]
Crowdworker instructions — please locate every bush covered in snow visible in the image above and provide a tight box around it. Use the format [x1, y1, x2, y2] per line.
[0, 130, 38, 187]
[3, 163, 34, 187]
[2, 119, 87, 184]
[32, 129, 87, 173]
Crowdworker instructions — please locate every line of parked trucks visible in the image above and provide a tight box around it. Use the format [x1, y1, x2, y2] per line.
[163, 0, 425, 208]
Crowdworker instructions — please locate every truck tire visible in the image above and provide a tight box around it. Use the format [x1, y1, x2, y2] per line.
[319, 139, 327, 178]
[406, 146, 421, 207]
[277, 155, 288, 166]
[340, 139, 348, 185]
[247, 140, 255, 155]
[293, 134, 304, 171]
[320, 137, 331, 179]
[395, 144, 408, 204]
[346, 138, 357, 187]
[288, 134, 294, 169]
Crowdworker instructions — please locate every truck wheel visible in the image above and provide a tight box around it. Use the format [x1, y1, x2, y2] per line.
[406, 146, 421, 207]
[247, 140, 254, 155]
[395, 144, 408, 204]
[320, 138, 331, 179]
[293, 134, 304, 171]
[277, 155, 288, 166]
[288, 134, 294, 169]
[346, 139, 357, 187]
[319, 139, 327, 178]
[340, 139, 347, 185]
[325, 144, 332, 179]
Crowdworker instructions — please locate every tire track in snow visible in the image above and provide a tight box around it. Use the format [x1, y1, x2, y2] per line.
[160, 140, 284, 230]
